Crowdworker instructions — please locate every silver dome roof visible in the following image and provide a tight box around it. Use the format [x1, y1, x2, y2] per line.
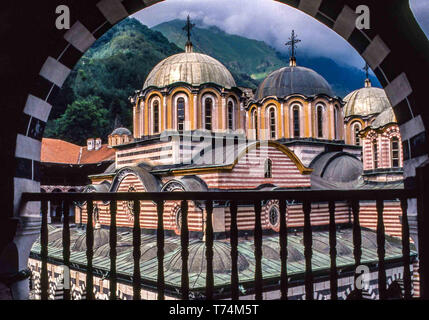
[143, 52, 236, 90]
[255, 66, 334, 100]
[343, 83, 391, 118]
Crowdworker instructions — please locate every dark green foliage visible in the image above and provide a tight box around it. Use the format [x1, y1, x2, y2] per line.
[44, 96, 110, 145]
[46, 18, 182, 144]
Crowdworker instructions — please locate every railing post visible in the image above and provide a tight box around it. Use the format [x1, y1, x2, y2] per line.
[230, 201, 239, 300]
[279, 199, 288, 300]
[351, 200, 362, 300]
[40, 200, 48, 300]
[180, 200, 189, 300]
[328, 201, 337, 300]
[205, 200, 214, 300]
[132, 200, 141, 300]
[416, 160, 429, 299]
[62, 200, 71, 300]
[303, 200, 313, 300]
[86, 200, 94, 300]
[376, 199, 386, 299]
[254, 200, 263, 300]
[156, 200, 165, 300]
[109, 201, 117, 300]
[400, 198, 412, 299]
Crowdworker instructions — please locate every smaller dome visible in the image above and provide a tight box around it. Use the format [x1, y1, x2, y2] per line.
[338, 229, 395, 250]
[251, 242, 305, 263]
[93, 242, 131, 258]
[73, 228, 111, 252]
[371, 107, 396, 129]
[123, 241, 179, 263]
[301, 233, 352, 257]
[311, 152, 363, 184]
[166, 241, 249, 274]
[48, 228, 80, 249]
[256, 66, 334, 100]
[344, 84, 391, 118]
[111, 127, 132, 136]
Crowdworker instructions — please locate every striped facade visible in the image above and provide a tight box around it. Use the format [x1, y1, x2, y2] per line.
[116, 141, 174, 168]
[361, 124, 403, 172]
[196, 145, 311, 190]
[28, 256, 410, 301]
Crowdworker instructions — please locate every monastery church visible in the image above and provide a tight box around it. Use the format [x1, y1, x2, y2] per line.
[29, 20, 415, 300]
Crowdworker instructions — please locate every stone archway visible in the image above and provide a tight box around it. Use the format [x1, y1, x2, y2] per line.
[2, 0, 429, 299]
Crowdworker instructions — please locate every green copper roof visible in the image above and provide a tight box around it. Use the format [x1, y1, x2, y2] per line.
[31, 226, 416, 295]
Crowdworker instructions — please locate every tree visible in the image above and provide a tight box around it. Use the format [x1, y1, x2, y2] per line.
[45, 96, 110, 145]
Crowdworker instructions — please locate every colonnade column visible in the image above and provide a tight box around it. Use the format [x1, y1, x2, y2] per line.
[221, 94, 226, 132]
[329, 102, 335, 140]
[193, 92, 198, 130]
[162, 92, 168, 131]
[307, 102, 312, 138]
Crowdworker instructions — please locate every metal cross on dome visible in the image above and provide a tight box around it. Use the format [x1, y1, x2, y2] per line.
[285, 30, 301, 60]
[183, 15, 195, 43]
[363, 62, 370, 79]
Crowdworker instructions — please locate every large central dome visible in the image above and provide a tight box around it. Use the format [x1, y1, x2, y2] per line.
[143, 52, 236, 90]
[255, 66, 334, 100]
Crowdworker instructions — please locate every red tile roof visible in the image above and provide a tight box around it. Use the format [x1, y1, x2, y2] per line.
[41, 138, 115, 165]
[79, 144, 115, 164]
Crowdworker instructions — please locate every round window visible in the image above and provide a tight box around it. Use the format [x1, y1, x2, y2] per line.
[269, 206, 279, 227]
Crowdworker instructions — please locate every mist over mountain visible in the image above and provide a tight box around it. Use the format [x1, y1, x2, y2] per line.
[46, 18, 380, 144]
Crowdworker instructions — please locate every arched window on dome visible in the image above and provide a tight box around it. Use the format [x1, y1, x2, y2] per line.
[267, 106, 277, 139]
[228, 100, 234, 130]
[353, 123, 362, 146]
[334, 106, 339, 139]
[252, 108, 258, 140]
[177, 97, 185, 133]
[373, 140, 379, 169]
[264, 158, 272, 178]
[292, 106, 300, 138]
[204, 97, 213, 131]
[316, 105, 324, 138]
[391, 137, 400, 168]
[152, 100, 160, 134]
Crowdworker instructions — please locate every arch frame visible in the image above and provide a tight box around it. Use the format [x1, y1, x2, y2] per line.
[4, 0, 429, 300]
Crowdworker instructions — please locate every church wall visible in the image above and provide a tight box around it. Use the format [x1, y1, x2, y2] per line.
[28, 258, 179, 300]
[358, 200, 404, 238]
[287, 144, 326, 167]
[362, 125, 403, 172]
[137, 86, 244, 134]
[28, 257, 413, 300]
[260, 100, 281, 140]
[116, 141, 173, 168]
[245, 97, 341, 141]
[222, 201, 350, 232]
[345, 117, 367, 145]
[198, 88, 221, 131]
[79, 173, 203, 232]
[197, 145, 311, 189]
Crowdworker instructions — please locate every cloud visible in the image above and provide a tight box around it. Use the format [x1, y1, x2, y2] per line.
[410, 0, 429, 37]
[133, 0, 429, 69]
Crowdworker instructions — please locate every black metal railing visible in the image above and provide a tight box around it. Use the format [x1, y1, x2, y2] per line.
[22, 189, 418, 300]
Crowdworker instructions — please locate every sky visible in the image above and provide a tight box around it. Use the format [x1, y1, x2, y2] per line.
[133, 0, 429, 70]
